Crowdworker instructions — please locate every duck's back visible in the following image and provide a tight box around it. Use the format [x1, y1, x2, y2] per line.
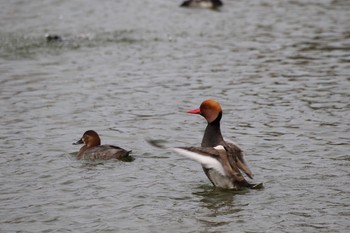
[80, 145, 131, 160]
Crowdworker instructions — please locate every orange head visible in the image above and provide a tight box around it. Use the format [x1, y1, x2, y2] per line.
[187, 99, 223, 123]
[73, 130, 101, 149]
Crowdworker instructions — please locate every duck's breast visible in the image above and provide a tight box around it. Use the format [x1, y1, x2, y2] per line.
[204, 168, 236, 189]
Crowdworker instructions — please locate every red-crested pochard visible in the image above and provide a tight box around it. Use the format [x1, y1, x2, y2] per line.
[180, 99, 260, 189]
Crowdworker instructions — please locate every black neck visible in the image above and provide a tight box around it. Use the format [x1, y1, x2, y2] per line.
[201, 112, 224, 147]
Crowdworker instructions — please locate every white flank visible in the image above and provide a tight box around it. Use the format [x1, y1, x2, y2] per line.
[172, 148, 226, 176]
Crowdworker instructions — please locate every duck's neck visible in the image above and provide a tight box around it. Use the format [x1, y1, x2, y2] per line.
[201, 113, 224, 147]
[77, 145, 87, 159]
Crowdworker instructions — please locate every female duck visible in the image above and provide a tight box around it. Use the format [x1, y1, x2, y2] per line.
[73, 130, 132, 161]
[180, 0, 223, 9]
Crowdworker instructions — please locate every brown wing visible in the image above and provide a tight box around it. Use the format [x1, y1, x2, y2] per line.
[178, 146, 247, 183]
[83, 145, 130, 160]
[223, 141, 254, 179]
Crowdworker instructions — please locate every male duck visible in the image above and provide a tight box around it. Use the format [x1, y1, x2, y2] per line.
[165, 100, 261, 190]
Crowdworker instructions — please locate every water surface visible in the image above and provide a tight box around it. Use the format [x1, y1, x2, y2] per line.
[0, 0, 349, 232]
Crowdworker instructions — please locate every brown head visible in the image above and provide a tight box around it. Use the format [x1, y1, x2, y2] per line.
[73, 130, 101, 149]
[187, 99, 223, 123]
[73, 130, 101, 159]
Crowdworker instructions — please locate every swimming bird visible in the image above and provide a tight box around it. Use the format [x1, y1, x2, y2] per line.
[148, 99, 261, 190]
[73, 130, 132, 161]
[184, 99, 258, 189]
[45, 34, 63, 43]
[180, 0, 223, 10]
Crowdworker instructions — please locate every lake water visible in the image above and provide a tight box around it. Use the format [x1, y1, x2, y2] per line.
[0, 0, 349, 232]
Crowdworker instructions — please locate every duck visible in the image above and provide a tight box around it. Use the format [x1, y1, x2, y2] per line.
[182, 99, 259, 189]
[180, 0, 223, 10]
[45, 34, 63, 43]
[73, 130, 132, 161]
[148, 99, 261, 190]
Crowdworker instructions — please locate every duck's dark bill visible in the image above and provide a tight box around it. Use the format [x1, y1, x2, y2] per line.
[73, 138, 83, 145]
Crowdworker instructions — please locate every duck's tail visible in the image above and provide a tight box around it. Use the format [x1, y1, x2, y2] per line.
[120, 150, 134, 162]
